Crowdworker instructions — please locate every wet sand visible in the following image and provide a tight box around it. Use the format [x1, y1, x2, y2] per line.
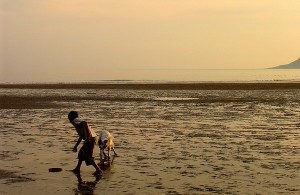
[0, 83, 299, 194]
[1, 83, 300, 109]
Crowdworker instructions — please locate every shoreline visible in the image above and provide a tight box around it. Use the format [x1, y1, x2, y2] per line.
[1, 82, 300, 90]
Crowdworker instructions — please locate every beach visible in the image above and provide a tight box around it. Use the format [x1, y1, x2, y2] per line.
[0, 83, 300, 194]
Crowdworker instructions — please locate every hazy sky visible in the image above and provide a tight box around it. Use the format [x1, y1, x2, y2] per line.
[1, 0, 300, 83]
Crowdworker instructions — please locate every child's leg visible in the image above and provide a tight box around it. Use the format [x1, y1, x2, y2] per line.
[91, 160, 102, 175]
[73, 159, 83, 174]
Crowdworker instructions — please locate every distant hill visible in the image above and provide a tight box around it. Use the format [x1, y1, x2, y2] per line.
[269, 57, 300, 69]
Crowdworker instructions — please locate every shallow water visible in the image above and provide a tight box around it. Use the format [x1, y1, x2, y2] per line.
[0, 88, 300, 194]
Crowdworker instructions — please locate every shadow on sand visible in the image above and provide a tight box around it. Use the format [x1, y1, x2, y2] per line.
[74, 173, 101, 195]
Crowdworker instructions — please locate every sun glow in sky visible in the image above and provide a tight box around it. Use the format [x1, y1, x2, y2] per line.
[1, 0, 300, 82]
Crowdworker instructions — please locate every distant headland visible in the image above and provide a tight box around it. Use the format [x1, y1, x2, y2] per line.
[269, 57, 300, 69]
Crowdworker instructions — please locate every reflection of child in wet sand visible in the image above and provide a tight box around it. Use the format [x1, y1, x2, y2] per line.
[68, 111, 102, 176]
[75, 173, 100, 194]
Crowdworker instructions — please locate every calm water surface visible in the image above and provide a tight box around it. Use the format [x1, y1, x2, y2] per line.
[89, 69, 300, 83]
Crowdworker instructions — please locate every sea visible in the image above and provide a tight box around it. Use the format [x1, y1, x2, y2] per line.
[84, 69, 300, 83]
[3, 69, 300, 84]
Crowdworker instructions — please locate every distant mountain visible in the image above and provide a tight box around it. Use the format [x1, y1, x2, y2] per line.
[269, 57, 300, 69]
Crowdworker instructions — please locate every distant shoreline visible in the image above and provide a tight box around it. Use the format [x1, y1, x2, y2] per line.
[1, 82, 300, 90]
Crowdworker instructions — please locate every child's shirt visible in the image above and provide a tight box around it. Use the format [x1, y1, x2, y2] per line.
[72, 118, 97, 141]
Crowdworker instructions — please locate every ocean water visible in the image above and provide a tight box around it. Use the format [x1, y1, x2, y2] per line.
[0, 87, 300, 194]
[2, 69, 300, 84]
[89, 69, 300, 83]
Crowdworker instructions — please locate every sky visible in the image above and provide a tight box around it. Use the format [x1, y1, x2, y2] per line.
[1, 0, 300, 83]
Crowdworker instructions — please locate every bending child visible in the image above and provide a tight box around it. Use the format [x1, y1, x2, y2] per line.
[68, 111, 102, 176]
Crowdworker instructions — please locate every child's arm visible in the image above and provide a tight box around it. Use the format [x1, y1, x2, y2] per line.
[82, 121, 92, 141]
[73, 137, 82, 152]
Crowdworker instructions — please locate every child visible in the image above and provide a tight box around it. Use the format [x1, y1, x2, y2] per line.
[68, 111, 102, 176]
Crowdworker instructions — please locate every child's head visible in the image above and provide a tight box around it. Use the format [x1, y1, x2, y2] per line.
[68, 111, 78, 122]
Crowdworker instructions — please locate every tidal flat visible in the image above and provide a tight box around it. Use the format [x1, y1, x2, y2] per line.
[0, 83, 299, 194]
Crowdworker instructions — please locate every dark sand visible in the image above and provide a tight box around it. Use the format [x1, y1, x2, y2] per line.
[0, 83, 299, 194]
[1, 83, 300, 109]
